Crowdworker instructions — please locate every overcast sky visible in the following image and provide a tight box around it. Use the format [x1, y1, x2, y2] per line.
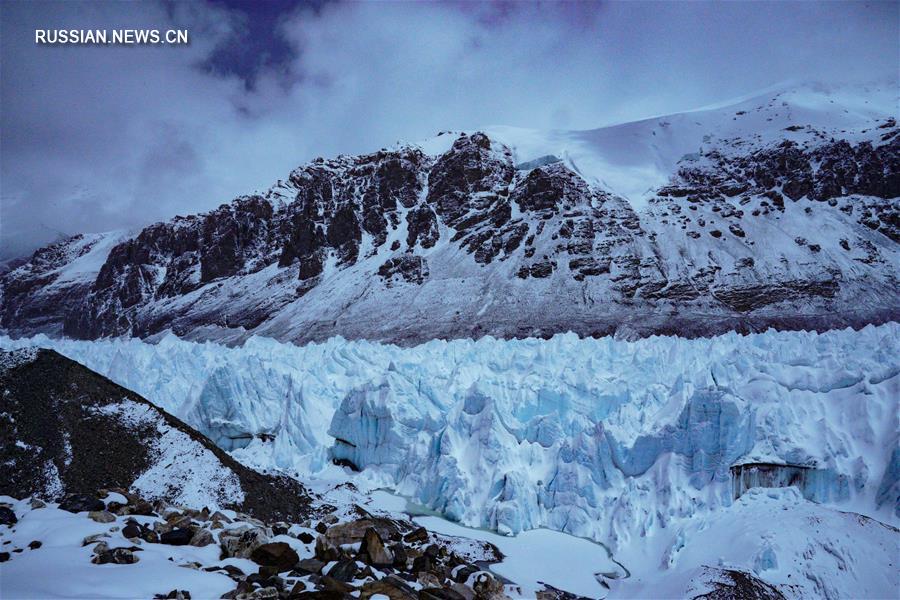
[1, 0, 897, 260]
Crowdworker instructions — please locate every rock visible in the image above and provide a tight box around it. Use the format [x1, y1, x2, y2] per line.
[452, 565, 478, 584]
[359, 527, 393, 566]
[92, 547, 139, 565]
[391, 542, 408, 568]
[92, 541, 110, 555]
[59, 494, 105, 513]
[154, 590, 191, 599]
[82, 533, 110, 546]
[28, 498, 46, 509]
[238, 586, 279, 599]
[221, 580, 254, 599]
[154, 521, 173, 535]
[288, 580, 307, 595]
[166, 513, 193, 529]
[403, 527, 428, 544]
[189, 528, 214, 547]
[419, 588, 467, 600]
[448, 583, 474, 600]
[326, 559, 359, 582]
[360, 576, 417, 600]
[206, 564, 246, 581]
[122, 522, 142, 539]
[250, 542, 299, 572]
[0, 552, 9, 562]
[412, 554, 433, 573]
[472, 573, 510, 600]
[320, 576, 356, 594]
[27, 540, 41, 549]
[0, 506, 17, 525]
[417, 572, 442, 588]
[160, 528, 193, 546]
[120, 499, 156, 517]
[209, 511, 232, 524]
[295, 557, 327, 575]
[324, 518, 397, 546]
[297, 531, 315, 544]
[219, 525, 270, 559]
[89, 510, 116, 523]
[314, 535, 340, 562]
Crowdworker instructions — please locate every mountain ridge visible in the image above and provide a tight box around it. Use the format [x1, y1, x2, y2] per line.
[2, 82, 897, 345]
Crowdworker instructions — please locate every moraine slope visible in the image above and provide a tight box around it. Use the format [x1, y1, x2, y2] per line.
[0, 348, 310, 522]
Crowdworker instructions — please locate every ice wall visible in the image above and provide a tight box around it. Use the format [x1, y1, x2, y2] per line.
[2, 323, 897, 545]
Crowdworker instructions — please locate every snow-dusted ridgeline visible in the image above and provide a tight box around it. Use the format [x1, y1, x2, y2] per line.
[2, 324, 897, 547]
[2, 82, 898, 345]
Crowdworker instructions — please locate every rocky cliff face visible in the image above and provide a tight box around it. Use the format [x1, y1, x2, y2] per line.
[2, 85, 898, 345]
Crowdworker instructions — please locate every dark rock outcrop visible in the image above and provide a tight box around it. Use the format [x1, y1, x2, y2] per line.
[0, 348, 310, 522]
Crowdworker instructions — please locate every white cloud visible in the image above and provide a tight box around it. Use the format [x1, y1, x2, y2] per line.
[1, 0, 896, 259]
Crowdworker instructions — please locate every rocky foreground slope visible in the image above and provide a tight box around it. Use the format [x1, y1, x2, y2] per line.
[0, 348, 309, 522]
[2, 83, 898, 345]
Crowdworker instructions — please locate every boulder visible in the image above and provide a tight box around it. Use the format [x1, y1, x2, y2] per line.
[160, 528, 193, 546]
[314, 535, 341, 562]
[391, 542, 408, 568]
[326, 559, 359, 582]
[288, 580, 307, 595]
[59, 494, 105, 513]
[250, 542, 299, 572]
[452, 565, 478, 584]
[82, 533, 110, 546]
[155, 590, 192, 600]
[92, 547, 139, 565]
[219, 525, 270, 559]
[419, 588, 467, 600]
[189, 528, 214, 547]
[325, 518, 398, 546]
[359, 576, 417, 600]
[472, 573, 510, 600]
[88, 510, 116, 523]
[403, 527, 428, 544]
[320, 577, 356, 594]
[359, 527, 394, 566]
[237, 586, 278, 599]
[448, 583, 474, 600]
[295, 557, 327, 575]
[0, 506, 17, 525]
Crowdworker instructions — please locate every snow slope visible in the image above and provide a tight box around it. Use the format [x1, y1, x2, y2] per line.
[452, 81, 898, 207]
[611, 487, 898, 600]
[0, 495, 238, 600]
[2, 324, 897, 544]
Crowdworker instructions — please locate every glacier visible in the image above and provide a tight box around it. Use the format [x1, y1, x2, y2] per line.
[2, 323, 897, 553]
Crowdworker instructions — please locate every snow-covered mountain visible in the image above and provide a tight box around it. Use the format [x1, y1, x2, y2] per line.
[2, 82, 898, 344]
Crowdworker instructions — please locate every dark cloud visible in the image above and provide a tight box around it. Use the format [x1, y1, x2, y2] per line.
[1, 0, 897, 260]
